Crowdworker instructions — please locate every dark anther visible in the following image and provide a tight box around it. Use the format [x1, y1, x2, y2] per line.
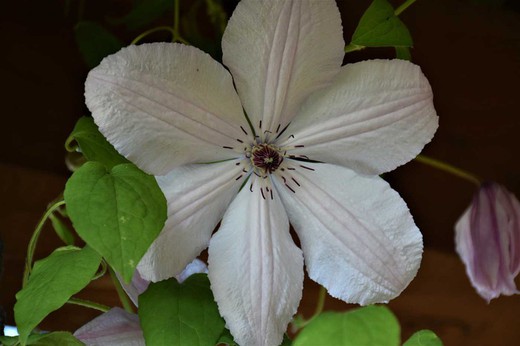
[300, 165, 315, 171]
[270, 189, 273, 200]
[291, 177, 300, 187]
[250, 183, 253, 192]
[235, 162, 240, 166]
[276, 124, 281, 133]
[294, 145, 304, 148]
[287, 167, 295, 171]
[289, 134, 295, 139]
[285, 184, 296, 193]
[259, 120, 262, 129]
[261, 188, 266, 200]
[237, 139, 244, 143]
[251, 144, 283, 174]
[235, 175, 243, 181]
[223, 146, 234, 149]
[240, 126, 248, 135]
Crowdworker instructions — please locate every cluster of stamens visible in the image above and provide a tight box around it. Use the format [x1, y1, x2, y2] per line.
[222, 122, 315, 200]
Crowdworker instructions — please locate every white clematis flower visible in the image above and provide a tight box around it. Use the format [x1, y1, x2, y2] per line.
[84, 0, 438, 345]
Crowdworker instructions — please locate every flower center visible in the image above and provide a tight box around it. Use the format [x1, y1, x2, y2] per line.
[250, 144, 283, 174]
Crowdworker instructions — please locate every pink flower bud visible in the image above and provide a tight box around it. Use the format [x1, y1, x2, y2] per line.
[455, 182, 520, 302]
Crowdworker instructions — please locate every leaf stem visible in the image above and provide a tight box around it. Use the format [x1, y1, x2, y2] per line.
[292, 285, 327, 330]
[23, 200, 66, 287]
[131, 26, 176, 45]
[395, 0, 417, 16]
[109, 267, 135, 313]
[174, 0, 180, 39]
[414, 154, 482, 187]
[67, 298, 110, 313]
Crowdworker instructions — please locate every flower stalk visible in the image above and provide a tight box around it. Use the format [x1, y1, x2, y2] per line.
[414, 154, 482, 186]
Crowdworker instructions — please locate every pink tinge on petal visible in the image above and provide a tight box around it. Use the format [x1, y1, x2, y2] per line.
[117, 270, 151, 307]
[74, 307, 144, 346]
[455, 182, 520, 302]
[175, 258, 208, 283]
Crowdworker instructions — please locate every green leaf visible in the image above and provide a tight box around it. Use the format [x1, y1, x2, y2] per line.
[14, 246, 101, 345]
[403, 330, 443, 346]
[351, 0, 413, 48]
[139, 274, 225, 346]
[28, 332, 85, 346]
[64, 161, 167, 282]
[395, 46, 412, 61]
[74, 21, 123, 68]
[0, 336, 18, 346]
[49, 214, 75, 245]
[217, 328, 238, 346]
[67, 116, 129, 170]
[293, 306, 400, 346]
[110, 0, 173, 31]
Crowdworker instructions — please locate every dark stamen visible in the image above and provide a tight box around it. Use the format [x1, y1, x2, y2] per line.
[250, 183, 253, 192]
[285, 184, 296, 193]
[259, 120, 262, 129]
[261, 188, 266, 200]
[235, 162, 240, 166]
[276, 124, 281, 133]
[270, 189, 273, 200]
[240, 126, 248, 135]
[291, 177, 300, 187]
[300, 165, 315, 171]
[237, 139, 244, 143]
[223, 146, 234, 149]
[287, 167, 295, 171]
[235, 175, 243, 181]
[294, 145, 304, 148]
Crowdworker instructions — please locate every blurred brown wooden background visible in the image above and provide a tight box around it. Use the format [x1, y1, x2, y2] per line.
[1, 0, 519, 345]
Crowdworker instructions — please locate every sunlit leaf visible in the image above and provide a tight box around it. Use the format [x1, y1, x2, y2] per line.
[293, 306, 400, 346]
[64, 162, 166, 282]
[139, 274, 225, 346]
[351, 0, 413, 48]
[403, 330, 443, 346]
[14, 246, 101, 345]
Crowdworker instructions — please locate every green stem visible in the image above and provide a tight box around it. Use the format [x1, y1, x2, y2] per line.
[414, 155, 482, 186]
[109, 267, 135, 313]
[394, 0, 417, 16]
[131, 26, 175, 45]
[23, 200, 66, 287]
[67, 298, 110, 313]
[91, 260, 108, 281]
[312, 285, 327, 317]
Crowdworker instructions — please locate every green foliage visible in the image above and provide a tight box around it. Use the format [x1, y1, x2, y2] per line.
[395, 46, 412, 61]
[67, 116, 129, 170]
[403, 330, 443, 346]
[0, 331, 85, 345]
[350, 0, 413, 48]
[139, 274, 225, 346]
[74, 21, 123, 69]
[111, 0, 173, 31]
[49, 213, 75, 245]
[64, 161, 167, 283]
[14, 246, 101, 345]
[182, 0, 224, 59]
[293, 306, 400, 346]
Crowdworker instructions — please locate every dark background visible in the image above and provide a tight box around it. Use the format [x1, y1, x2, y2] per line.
[0, 0, 519, 344]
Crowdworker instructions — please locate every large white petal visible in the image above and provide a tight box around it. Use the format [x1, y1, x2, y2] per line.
[208, 178, 304, 346]
[222, 0, 344, 136]
[85, 43, 248, 175]
[74, 308, 144, 346]
[273, 162, 422, 305]
[279, 60, 438, 175]
[137, 160, 245, 282]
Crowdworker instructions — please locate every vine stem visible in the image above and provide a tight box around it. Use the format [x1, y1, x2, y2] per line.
[395, 0, 417, 16]
[23, 200, 66, 287]
[109, 267, 135, 313]
[67, 298, 110, 313]
[131, 26, 175, 45]
[414, 155, 482, 187]
[293, 286, 327, 330]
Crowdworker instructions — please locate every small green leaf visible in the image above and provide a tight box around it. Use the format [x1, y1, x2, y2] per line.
[14, 246, 101, 345]
[28, 331, 85, 345]
[0, 335, 18, 346]
[403, 330, 443, 346]
[67, 117, 129, 170]
[74, 21, 123, 68]
[64, 162, 167, 282]
[139, 274, 225, 346]
[395, 46, 412, 61]
[49, 214, 75, 245]
[110, 0, 173, 31]
[293, 306, 400, 346]
[351, 0, 413, 48]
[217, 328, 238, 346]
